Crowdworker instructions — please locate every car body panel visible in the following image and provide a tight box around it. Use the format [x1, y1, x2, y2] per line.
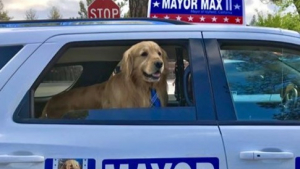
[0, 30, 227, 169]
[203, 31, 300, 169]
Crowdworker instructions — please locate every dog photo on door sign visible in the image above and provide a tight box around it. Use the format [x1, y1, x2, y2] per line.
[44, 158, 96, 169]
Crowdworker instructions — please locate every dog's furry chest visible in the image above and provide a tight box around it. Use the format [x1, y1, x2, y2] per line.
[103, 85, 155, 108]
[123, 89, 153, 108]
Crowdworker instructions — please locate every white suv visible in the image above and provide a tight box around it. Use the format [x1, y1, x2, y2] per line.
[1, 18, 300, 169]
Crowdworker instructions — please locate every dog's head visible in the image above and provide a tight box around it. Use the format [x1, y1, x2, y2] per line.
[121, 41, 168, 83]
[60, 160, 81, 169]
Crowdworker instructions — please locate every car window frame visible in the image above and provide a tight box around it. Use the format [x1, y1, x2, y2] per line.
[204, 37, 300, 125]
[11, 32, 217, 125]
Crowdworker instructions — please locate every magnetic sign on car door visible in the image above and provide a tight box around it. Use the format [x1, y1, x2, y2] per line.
[45, 158, 96, 169]
[102, 157, 219, 169]
[296, 157, 300, 169]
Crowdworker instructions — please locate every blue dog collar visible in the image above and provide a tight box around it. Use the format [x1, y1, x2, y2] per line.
[150, 88, 161, 107]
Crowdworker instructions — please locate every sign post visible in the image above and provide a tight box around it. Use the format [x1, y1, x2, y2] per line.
[88, 0, 120, 19]
[147, 0, 245, 25]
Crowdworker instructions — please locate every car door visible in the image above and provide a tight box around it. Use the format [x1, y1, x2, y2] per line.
[0, 29, 227, 169]
[203, 30, 300, 169]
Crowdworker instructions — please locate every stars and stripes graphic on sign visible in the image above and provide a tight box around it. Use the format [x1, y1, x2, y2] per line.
[148, 0, 244, 25]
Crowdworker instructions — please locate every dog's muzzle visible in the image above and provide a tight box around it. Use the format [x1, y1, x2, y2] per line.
[143, 70, 161, 80]
[154, 61, 163, 69]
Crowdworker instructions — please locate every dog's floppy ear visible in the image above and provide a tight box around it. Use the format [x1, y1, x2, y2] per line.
[160, 47, 168, 59]
[121, 48, 133, 78]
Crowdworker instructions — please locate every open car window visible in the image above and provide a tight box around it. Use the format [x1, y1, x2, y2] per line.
[15, 39, 198, 123]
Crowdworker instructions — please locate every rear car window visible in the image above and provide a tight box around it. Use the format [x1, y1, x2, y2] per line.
[34, 65, 83, 97]
[221, 46, 300, 121]
[0, 45, 23, 70]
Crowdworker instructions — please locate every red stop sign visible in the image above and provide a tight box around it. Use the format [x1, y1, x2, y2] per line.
[88, 0, 120, 19]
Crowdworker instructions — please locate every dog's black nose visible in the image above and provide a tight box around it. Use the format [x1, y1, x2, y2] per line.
[154, 61, 163, 69]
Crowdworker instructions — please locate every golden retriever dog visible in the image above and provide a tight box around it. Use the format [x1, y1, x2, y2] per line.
[59, 160, 81, 169]
[40, 41, 169, 119]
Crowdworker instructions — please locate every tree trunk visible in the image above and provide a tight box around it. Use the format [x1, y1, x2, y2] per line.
[129, 0, 149, 17]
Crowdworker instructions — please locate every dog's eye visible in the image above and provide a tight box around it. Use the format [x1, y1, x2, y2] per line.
[158, 51, 162, 56]
[141, 52, 148, 57]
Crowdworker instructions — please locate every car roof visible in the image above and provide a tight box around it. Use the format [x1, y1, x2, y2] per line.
[1, 18, 299, 45]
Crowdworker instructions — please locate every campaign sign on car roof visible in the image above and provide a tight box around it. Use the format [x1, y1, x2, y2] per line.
[147, 0, 245, 25]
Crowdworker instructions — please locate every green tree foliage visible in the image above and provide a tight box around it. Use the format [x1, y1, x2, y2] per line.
[78, 0, 128, 18]
[48, 6, 63, 19]
[269, 0, 300, 15]
[0, 0, 12, 21]
[25, 9, 38, 20]
[252, 3, 300, 31]
[116, 0, 129, 15]
[78, 0, 93, 18]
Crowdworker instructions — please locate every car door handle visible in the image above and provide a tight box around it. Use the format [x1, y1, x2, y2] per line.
[240, 151, 294, 160]
[0, 155, 45, 163]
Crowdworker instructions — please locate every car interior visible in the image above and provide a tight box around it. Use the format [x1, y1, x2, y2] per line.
[31, 40, 193, 119]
